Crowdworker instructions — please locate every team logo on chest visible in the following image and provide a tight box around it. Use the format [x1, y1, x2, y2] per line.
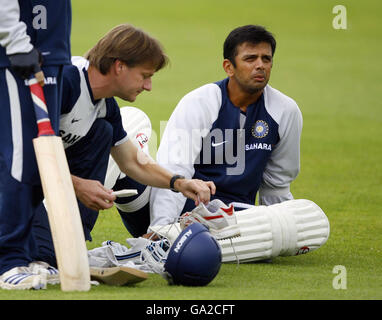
[251, 120, 269, 139]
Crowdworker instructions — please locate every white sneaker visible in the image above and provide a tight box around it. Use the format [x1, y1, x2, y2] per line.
[29, 261, 60, 285]
[0, 266, 47, 290]
[180, 199, 240, 239]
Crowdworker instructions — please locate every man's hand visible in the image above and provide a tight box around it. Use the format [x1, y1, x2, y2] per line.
[175, 179, 216, 206]
[8, 48, 45, 86]
[72, 175, 116, 211]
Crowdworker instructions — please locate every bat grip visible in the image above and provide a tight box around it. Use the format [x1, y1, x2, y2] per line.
[29, 77, 55, 137]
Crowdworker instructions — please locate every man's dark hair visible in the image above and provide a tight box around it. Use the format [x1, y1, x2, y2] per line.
[223, 25, 276, 66]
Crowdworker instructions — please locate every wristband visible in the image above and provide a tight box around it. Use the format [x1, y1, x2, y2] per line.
[170, 175, 185, 193]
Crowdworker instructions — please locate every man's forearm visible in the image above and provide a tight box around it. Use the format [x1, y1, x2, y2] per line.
[111, 140, 177, 189]
[121, 157, 175, 190]
[111, 140, 213, 205]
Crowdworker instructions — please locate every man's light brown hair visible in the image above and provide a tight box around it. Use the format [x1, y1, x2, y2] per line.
[85, 24, 168, 74]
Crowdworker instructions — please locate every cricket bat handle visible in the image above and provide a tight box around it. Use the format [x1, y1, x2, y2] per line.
[29, 78, 56, 136]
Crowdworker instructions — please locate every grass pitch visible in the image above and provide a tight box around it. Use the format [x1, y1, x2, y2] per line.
[1, 0, 381, 301]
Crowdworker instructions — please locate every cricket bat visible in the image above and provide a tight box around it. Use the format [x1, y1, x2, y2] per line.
[90, 266, 148, 286]
[29, 78, 90, 291]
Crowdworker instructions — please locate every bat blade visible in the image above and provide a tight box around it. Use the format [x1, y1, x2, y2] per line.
[90, 266, 148, 286]
[33, 136, 90, 291]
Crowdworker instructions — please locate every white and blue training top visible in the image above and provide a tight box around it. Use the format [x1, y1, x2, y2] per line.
[0, 0, 72, 67]
[150, 78, 303, 226]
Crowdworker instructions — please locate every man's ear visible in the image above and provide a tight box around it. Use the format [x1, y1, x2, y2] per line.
[114, 59, 124, 75]
[223, 59, 234, 77]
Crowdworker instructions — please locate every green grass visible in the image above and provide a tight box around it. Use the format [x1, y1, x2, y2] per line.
[1, 0, 381, 300]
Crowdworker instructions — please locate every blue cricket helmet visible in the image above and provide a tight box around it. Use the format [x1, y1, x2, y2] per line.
[164, 223, 222, 286]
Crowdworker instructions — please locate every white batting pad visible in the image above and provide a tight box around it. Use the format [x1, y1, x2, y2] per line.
[104, 106, 152, 189]
[120, 106, 152, 146]
[114, 186, 151, 213]
[219, 205, 274, 263]
[219, 199, 330, 263]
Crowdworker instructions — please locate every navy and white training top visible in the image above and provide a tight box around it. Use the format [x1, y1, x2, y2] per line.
[0, 0, 72, 67]
[59, 56, 128, 150]
[150, 78, 303, 226]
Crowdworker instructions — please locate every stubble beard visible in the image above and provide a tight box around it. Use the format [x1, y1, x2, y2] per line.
[239, 79, 268, 95]
[233, 72, 269, 95]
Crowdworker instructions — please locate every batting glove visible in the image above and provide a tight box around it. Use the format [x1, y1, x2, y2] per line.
[8, 47, 44, 85]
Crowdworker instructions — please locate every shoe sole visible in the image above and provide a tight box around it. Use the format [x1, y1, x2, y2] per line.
[0, 280, 46, 290]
